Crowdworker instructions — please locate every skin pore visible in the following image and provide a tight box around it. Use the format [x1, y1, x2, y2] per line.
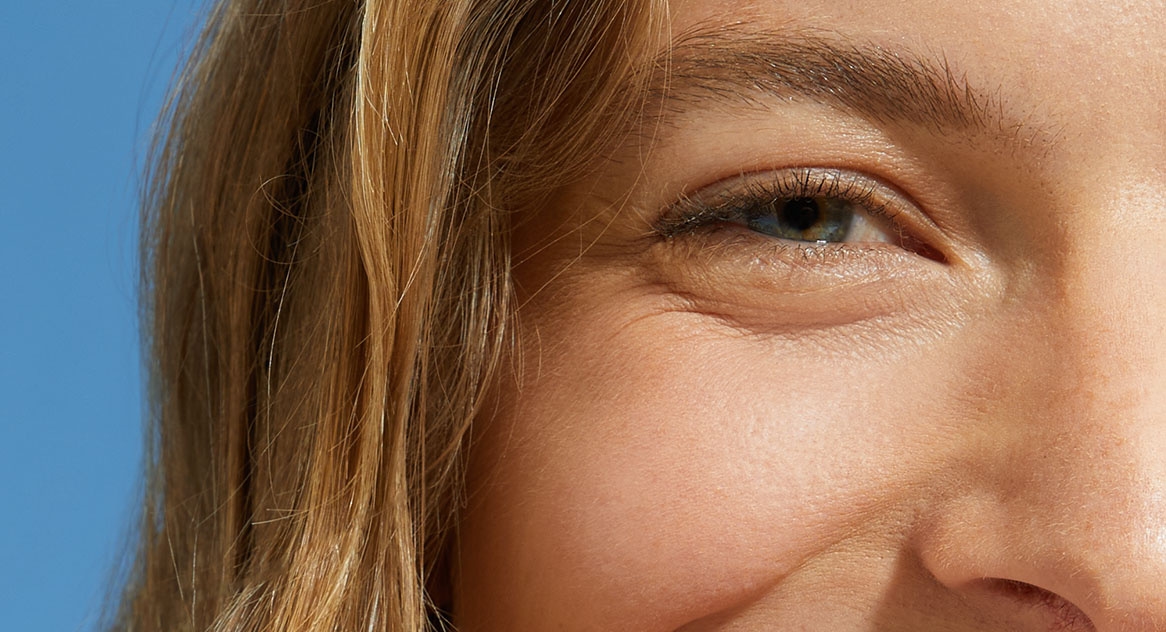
[453, 0, 1166, 630]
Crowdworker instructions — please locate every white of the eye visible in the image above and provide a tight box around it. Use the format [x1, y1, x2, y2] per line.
[844, 212, 896, 244]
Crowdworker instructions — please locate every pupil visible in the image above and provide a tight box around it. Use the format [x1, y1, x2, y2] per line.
[780, 197, 821, 231]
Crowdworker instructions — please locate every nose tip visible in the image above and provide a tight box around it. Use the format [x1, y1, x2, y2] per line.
[920, 411, 1166, 627]
[913, 178, 1166, 629]
[917, 481, 1166, 631]
[1015, 229, 1166, 629]
[1058, 254, 1166, 628]
[915, 287, 1166, 629]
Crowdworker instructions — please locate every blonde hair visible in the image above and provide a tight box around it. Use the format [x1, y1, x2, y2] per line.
[113, 0, 663, 629]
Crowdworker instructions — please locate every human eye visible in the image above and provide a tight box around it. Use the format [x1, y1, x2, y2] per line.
[654, 168, 942, 262]
[638, 166, 963, 330]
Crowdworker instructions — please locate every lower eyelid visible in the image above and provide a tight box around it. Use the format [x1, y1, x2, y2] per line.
[658, 229, 915, 274]
[643, 232, 960, 333]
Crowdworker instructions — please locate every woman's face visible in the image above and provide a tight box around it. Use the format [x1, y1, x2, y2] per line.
[453, 0, 1166, 629]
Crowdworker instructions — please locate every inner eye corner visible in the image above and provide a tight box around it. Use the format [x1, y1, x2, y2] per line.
[864, 204, 948, 265]
[899, 233, 948, 264]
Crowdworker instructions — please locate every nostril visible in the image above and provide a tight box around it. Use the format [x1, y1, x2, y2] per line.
[985, 579, 1096, 632]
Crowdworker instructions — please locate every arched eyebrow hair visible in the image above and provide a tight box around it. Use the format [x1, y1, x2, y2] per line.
[637, 25, 1053, 150]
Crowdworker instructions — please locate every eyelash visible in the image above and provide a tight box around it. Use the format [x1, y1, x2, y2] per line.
[653, 167, 938, 260]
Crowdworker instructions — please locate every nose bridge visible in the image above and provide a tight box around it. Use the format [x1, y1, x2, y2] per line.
[1048, 243, 1164, 440]
[1047, 180, 1166, 435]
[986, 185, 1166, 626]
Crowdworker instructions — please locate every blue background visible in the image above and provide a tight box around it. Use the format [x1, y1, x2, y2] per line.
[2, 3, 206, 629]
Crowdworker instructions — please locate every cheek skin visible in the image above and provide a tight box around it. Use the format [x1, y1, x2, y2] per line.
[446, 0, 1166, 623]
[452, 278, 980, 631]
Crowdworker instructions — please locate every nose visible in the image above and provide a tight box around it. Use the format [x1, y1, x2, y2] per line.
[918, 213, 1166, 630]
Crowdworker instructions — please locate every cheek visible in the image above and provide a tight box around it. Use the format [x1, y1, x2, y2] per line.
[454, 307, 964, 631]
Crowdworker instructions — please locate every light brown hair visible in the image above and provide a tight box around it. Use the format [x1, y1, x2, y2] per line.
[111, 0, 663, 629]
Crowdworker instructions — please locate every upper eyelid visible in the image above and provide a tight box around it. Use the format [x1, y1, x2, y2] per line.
[653, 168, 902, 239]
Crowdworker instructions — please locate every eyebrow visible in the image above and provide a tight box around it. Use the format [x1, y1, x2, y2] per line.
[639, 26, 1053, 150]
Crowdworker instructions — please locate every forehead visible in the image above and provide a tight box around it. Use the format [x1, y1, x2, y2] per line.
[663, 0, 1166, 176]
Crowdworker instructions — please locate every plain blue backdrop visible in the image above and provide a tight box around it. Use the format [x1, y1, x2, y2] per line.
[1, 2, 206, 629]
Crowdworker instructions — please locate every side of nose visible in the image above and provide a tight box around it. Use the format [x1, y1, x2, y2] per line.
[918, 222, 1166, 630]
